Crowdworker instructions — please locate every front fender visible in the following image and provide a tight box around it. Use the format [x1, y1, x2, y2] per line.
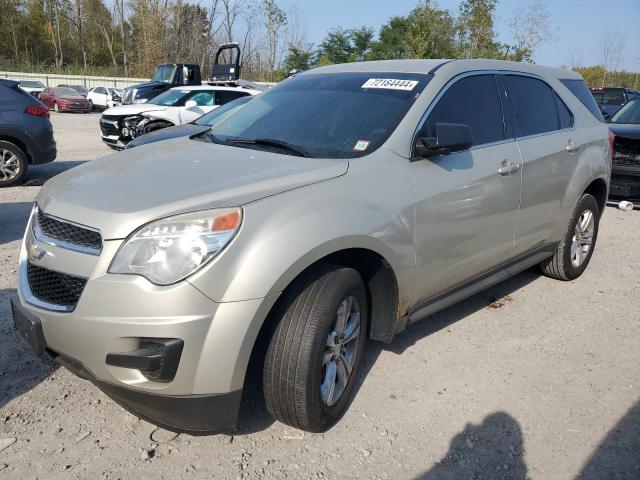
[187, 156, 415, 305]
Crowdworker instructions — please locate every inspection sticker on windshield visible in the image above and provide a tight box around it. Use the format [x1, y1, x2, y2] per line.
[361, 78, 418, 91]
[353, 140, 370, 151]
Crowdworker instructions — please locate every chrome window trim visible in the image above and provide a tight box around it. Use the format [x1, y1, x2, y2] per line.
[411, 69, 577, 156]
[33, 205, 102, 256]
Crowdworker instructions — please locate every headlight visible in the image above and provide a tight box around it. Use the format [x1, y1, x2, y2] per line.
[109, 208, 242, 285]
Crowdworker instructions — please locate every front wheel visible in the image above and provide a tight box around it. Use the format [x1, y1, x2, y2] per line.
[263, 265, 368, 432]
[540, 193, 600, 280]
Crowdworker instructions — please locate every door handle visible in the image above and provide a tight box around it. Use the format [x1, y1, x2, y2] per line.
[498, 159, 520, 175]
[566, 140, 579, 153]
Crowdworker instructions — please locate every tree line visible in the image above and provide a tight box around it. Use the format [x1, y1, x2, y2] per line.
[0, 0, 636, 87]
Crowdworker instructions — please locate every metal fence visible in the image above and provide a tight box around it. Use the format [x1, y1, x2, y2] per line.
[0, 71, 148, 89]
[0, 71, 276, 90]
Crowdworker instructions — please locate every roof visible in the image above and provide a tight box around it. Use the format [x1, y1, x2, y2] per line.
[308, 58, 583, 81]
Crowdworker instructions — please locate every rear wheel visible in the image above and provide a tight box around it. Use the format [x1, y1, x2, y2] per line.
[263, 265, 368, 432]
[0, 140, 28, 187]
[540, 193, 600, 280]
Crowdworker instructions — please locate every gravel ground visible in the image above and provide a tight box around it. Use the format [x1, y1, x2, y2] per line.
[0, 112, 638, 479]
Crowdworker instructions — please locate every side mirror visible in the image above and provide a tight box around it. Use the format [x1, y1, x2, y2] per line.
[184, 100, 198, 109]
[414, 122, 473, 159]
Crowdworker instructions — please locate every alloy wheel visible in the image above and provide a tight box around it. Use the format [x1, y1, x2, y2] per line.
[321, 296, 361, 407]
[570, 209, 595, 267]
[0, 148, 20, 182]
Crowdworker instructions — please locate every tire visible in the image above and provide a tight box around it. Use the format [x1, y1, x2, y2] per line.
[263, 265, 368, 432]
[0, 140, 28, 187]
[540, 193, 600, 281]
[88, 100, 94, 111]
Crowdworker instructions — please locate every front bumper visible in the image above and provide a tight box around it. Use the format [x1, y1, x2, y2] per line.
[100, 135, 127, 149]
[14, 213, 279, 433]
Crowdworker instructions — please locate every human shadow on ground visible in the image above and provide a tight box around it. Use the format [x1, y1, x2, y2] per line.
[416, 411, 527, 479]
[577, 399, 640, 479]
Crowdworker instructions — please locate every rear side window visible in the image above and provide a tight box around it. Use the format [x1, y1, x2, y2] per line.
[504, 75, 559, 137]
[561, 79, 604, 121]
[425, 75, 505, 146]
[216, 90, 249, 105]
[554, 92, 573, 129]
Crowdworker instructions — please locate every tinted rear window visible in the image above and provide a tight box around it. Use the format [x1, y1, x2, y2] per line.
[561, 79, 604, 121]
[591, 89, 625, 106]
[425, 74, 505, 146]
[504, 75, 559, 137]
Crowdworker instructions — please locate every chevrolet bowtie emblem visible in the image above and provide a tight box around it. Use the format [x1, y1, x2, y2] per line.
[28, 242, 47, 262]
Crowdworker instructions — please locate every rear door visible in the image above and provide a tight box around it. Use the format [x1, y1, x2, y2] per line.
[411, 74, 523, 301]
[501, 74, 579, 250]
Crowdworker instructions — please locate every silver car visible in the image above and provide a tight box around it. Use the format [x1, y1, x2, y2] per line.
[12, 59, 611, 434]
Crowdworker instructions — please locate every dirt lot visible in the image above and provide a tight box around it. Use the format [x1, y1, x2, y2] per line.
[0, 112, 638, 479]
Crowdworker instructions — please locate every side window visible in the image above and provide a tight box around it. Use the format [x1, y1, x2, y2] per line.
[424, 75, 505, 147]
[504, 75, 559, 137]
[553, 92, 573, 129]
[188, 91, 215, 106]
[96, 87, 106, 95]
[216, 90, 249, 105]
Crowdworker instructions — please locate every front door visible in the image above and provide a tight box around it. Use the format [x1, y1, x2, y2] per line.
[411, 74, 522, 302]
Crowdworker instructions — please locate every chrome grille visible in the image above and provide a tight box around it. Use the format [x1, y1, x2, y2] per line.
[100, 115, 121, 137]
[36, 208, 102, 251]
[26, 263, 87, 309]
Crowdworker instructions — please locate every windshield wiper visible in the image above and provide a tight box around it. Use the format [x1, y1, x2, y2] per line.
[227, 138, 310, 157]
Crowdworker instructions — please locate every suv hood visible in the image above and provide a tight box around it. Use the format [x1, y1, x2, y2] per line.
[103, 103, 168, 116]
[36, 137, 348, 239]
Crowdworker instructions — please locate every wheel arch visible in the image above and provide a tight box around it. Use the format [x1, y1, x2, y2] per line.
[583, 177, 608, 215]
[0, 134, 31, 163]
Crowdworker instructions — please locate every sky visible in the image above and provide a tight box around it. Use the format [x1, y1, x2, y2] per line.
[278, 0, 640, 71]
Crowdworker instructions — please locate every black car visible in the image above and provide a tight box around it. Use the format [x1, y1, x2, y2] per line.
[125, 95, 252, 149]
[590, 87, 640, 118]
[0, 79, 57, 187]
[608, 98, 640, 202]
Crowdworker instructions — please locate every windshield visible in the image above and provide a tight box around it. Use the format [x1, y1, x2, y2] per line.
[610, 98, 640, 124]
[152, 65, 176, 84]
[208, 72, 431, 158]
[19, 81, 45, 88]
[149, 89, 190, 106]
[195, 96, 252, 126]
[54, 87, 82, 96]
[591, 89, 625, 106]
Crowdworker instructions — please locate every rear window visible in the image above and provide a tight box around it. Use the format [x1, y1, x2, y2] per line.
[591, 89, 625, 106]
[561, 79, 604, 121]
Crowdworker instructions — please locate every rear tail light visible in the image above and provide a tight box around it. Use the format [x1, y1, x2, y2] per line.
[608, 130, 615, 161]
[25, 105, 50, 118]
